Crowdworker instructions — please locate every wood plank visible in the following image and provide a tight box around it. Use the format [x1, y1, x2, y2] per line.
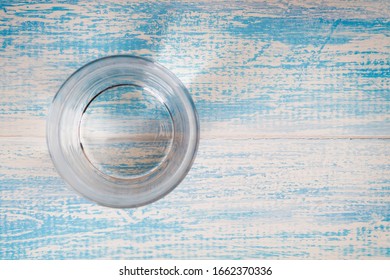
[1, 138, 389, 259]
[0, 0, 388, 260]
[1, 1, 389, 137]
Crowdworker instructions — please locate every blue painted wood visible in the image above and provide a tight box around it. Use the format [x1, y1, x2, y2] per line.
[0, 1, 389, 259]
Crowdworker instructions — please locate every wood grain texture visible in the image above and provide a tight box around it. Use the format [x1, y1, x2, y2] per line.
[0, 0, 389, 259]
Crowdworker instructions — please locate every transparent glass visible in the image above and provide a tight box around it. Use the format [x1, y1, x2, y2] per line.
[47, 55, 199, 208]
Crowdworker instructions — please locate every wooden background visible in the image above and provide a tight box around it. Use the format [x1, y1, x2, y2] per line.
[1, 0, 389, 259]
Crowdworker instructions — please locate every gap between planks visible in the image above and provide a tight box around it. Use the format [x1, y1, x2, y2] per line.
[1, 135, 390, 140]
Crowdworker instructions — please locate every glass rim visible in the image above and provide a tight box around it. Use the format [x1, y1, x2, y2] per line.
[47, 55, 199, 208]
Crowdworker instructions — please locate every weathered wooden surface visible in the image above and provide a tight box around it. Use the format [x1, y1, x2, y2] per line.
[0, 0, 389, 259]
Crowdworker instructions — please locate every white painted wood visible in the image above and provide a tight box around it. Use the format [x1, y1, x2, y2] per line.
[0, 0, 389, 259]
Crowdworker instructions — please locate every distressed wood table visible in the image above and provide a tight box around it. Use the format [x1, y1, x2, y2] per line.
[1, 0, 389, 259]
